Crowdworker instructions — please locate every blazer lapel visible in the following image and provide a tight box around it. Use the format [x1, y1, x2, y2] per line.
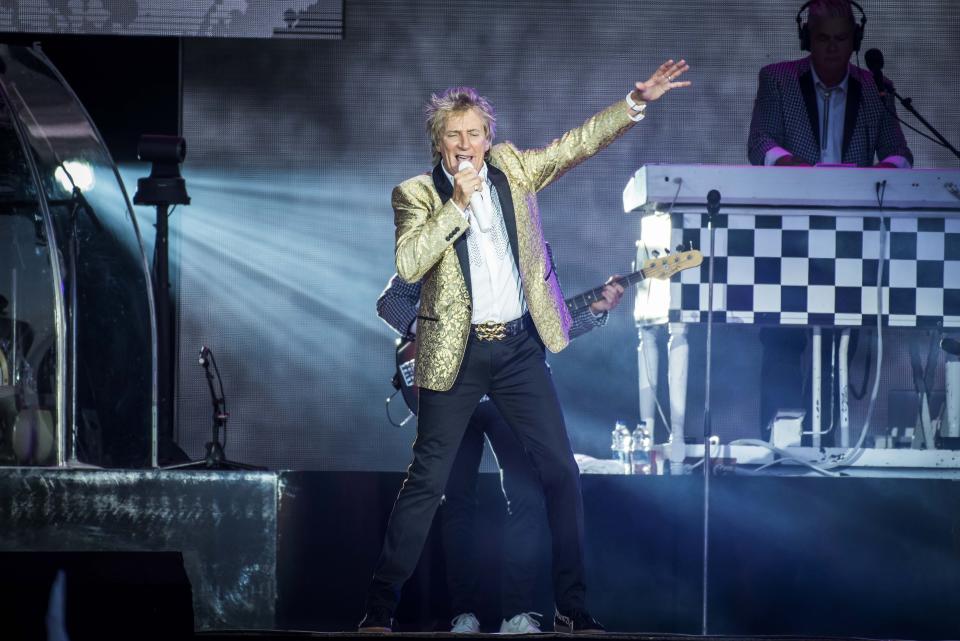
[842, 73, 862, 162]
[799, 69, 821, 157]
[486, 164, 520, 269]
[432, 163, 472, 298]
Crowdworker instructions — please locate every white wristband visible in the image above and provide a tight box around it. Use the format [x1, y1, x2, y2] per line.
[625, 91, 647, 122]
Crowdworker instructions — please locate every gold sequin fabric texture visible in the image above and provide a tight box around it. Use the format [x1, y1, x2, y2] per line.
[393, 99, 634, 391]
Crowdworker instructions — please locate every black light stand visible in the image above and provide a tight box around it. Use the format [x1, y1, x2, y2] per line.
[133, 135, 189, 467]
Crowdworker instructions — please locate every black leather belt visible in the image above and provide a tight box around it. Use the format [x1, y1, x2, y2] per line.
[471, 312, 530, 341]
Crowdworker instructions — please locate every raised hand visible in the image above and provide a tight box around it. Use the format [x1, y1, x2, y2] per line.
[632, 59, 691, 104]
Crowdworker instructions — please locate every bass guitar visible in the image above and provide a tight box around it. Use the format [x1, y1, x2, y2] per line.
[393, 249, 703, 415]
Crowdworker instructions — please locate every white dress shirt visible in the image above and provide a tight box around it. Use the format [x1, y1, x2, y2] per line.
[442, 162, 527, 324]
[810, 65, 848, 164]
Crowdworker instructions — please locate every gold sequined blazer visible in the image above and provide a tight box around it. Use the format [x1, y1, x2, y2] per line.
[393, 99, 634, 391]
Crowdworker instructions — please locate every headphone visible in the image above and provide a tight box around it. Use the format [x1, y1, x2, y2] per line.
[796, 0, 867, 52]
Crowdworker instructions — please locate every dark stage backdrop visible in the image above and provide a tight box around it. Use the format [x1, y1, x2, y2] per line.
[146, 0, 960, 471]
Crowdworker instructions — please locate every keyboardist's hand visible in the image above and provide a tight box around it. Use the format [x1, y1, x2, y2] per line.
[774, 154, 812, 167]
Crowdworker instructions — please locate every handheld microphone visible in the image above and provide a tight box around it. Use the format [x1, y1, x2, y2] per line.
[864, 48, 889, 97]
[942, 337, 960, 357]
[457, 160, 491, 232]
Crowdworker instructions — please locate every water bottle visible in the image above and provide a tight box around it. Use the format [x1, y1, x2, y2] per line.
[631, 424, 653, 475]
[611, 421, 632, 474]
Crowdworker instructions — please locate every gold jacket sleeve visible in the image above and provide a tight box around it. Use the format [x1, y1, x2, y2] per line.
[514, 100, 635, 193]
[393, 177, 468, 283]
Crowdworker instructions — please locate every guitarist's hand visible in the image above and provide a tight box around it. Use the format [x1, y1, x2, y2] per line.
[589, 276, 625, 314]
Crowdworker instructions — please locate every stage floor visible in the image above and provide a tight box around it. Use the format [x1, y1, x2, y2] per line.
[199, 633, 877, 641]
[2, 467, 958, 640]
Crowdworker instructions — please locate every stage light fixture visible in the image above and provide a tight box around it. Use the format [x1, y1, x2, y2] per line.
[54, 161, 95, 193]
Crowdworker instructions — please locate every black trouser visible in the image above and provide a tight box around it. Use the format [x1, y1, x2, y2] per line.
[365, 328, 586, 617]
[442, 400, 546, 619]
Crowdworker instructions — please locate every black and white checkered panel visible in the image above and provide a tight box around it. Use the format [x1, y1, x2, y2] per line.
[669, 213, 960, 328]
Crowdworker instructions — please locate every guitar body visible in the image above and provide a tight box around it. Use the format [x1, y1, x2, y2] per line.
[394, 339, 419, 415]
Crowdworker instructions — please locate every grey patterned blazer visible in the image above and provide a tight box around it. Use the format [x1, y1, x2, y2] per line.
[747, 57, 912, 167]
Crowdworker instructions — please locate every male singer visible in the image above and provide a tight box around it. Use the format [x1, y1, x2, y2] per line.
[376, 253, 622, 634]
[360, 59, 690, 633]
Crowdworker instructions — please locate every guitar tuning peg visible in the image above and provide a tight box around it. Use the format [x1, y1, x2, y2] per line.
[674, 244, 684, 253]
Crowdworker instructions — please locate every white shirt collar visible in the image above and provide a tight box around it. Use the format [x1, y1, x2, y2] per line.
[810, 63, 849, 93]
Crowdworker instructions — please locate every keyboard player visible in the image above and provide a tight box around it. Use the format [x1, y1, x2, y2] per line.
[746, 0, 913, 436]
[748, 0, 912, 170]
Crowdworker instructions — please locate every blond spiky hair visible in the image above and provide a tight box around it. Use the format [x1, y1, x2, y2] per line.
[425, 87, 496, 164]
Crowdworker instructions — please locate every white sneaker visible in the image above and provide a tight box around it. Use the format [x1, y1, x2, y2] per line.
[451, 612, 481, 633]
[498, 612, 542, 634]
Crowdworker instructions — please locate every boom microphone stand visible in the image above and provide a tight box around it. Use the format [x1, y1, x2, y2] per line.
[166, 346, 260, 470]
[701, 189, 721, 634]
[865, 49, 960, 163]
[890, 89, 960, 162]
